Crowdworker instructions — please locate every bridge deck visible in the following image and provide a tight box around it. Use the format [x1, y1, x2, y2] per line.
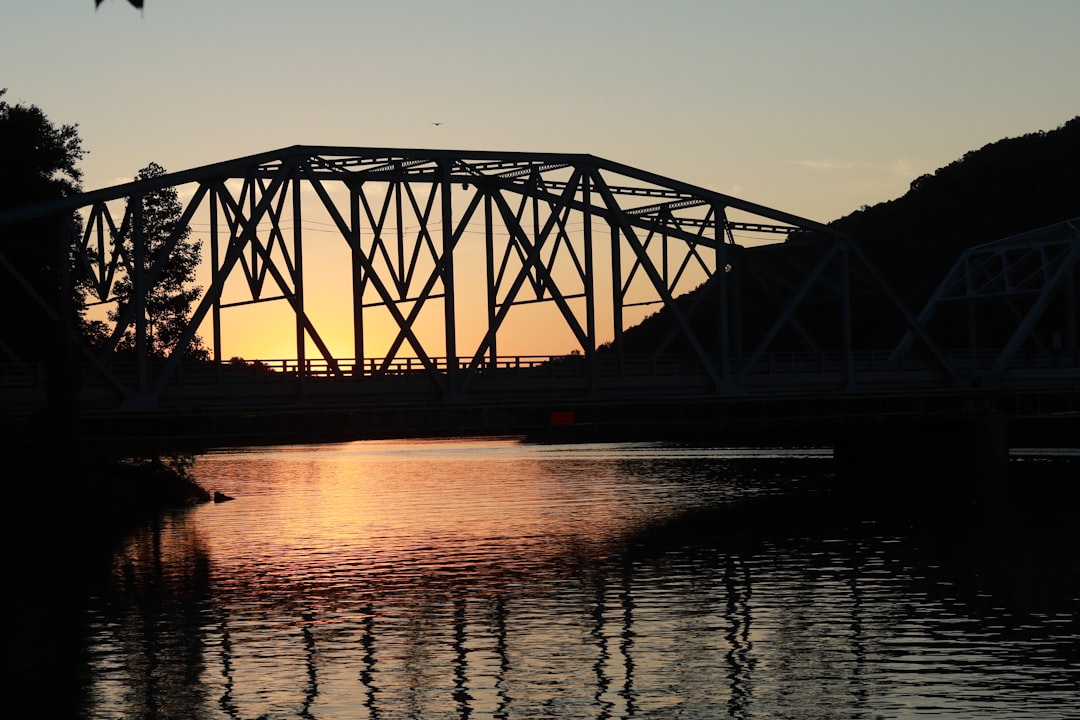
[4, 351, 1077, 454]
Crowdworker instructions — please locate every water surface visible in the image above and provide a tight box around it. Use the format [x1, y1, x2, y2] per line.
[24, 438, 1080, 718]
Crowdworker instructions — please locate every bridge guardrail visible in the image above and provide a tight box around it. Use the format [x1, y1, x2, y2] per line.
[6, 349, 1080, 387]
[4, 350, 1078, 418]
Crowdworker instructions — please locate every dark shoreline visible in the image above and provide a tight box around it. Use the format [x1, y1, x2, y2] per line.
[7, 447, 213, 542]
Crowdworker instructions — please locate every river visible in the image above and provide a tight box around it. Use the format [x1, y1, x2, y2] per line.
[12, 438, 1080, 719]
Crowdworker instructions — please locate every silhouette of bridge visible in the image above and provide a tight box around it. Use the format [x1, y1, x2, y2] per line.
[1, 147, 1077, 451]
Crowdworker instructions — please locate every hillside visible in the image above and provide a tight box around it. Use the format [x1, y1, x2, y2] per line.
[830, 115, 1080, 305]
[618, 116, 1080, 355]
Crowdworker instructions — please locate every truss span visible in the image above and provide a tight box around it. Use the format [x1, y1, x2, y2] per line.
[1, 147, 1077, 426]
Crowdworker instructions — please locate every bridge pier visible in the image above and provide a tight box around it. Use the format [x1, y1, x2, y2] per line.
[832, 410, 1011, 514]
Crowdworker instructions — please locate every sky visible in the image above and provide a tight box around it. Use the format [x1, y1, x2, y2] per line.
[3, 0, 1079, 360]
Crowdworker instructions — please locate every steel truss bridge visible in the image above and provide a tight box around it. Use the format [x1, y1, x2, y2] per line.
[1, 147, 1078, 448]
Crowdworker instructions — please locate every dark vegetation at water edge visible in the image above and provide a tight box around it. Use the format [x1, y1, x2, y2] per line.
[6, 441, 212, 537]
[1, 90, 215, 525]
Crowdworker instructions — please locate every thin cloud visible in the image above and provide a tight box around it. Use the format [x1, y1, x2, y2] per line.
[793, 159, 858, 171]
[886, 156, 922, 178]
[795, 156, 929, 181]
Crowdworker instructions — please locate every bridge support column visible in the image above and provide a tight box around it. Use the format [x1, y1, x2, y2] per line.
[832, 410, 1010, 514]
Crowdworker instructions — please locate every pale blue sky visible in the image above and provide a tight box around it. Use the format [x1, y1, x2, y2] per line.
[4, 0, 1078, 224]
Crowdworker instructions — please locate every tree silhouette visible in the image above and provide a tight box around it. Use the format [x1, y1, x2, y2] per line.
[0, 89, 88, 374]
[109, 162, 207, 360]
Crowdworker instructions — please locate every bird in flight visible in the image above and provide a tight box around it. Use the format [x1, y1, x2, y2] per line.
[432, 122, 444, 126]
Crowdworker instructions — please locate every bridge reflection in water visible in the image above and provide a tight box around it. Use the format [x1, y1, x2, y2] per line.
[67, 440, 1079, 719]
[93, 521, 763, 719]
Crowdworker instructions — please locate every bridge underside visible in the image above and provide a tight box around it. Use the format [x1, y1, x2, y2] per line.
[33, 382, 1076, 459]
[1, 147, 1077, 451]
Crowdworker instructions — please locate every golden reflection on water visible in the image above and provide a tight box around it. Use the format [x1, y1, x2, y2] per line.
[190, 438, 697, 600]
[71, 439, 1079, 720]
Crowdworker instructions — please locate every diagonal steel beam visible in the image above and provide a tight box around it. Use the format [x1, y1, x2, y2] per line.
[588, 165, 726, 391]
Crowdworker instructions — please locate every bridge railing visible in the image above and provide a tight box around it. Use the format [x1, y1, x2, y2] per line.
[187, 352, 892, 383]
[5, 347, 1078, 387]
[4, 349, 1078, 417]
[135, 347, 1080, 386]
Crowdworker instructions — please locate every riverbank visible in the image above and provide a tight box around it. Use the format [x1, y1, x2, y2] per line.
[6, 443, 214, 543]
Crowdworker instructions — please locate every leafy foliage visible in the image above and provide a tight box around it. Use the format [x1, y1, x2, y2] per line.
[0, 89, 84, 208]
[109, 162, 207, 359]
[1, 92, 212, 510]
[0, 88, 88, 379]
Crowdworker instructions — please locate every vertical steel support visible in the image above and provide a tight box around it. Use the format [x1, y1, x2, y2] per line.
[350, 184, 365, 374]
[210, 188, 222, 363]
[583, 175, 598, 389]
[662, 231, 669, 291]
[293, 170, 306, 370]
[395, 179, 404, 288]
[532, 188, 541, 299]
[484, 189, 497, 364]
[247, 178, 258, 301]
[440, 161, 458, 391]
[714, 207, 730, 381]
[610, 221, 623, 363]
[732, 243, 743, 365]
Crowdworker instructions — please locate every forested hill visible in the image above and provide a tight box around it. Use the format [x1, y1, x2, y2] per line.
[615, 116, 1079, 355]
[828, 115, 1080, 300]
